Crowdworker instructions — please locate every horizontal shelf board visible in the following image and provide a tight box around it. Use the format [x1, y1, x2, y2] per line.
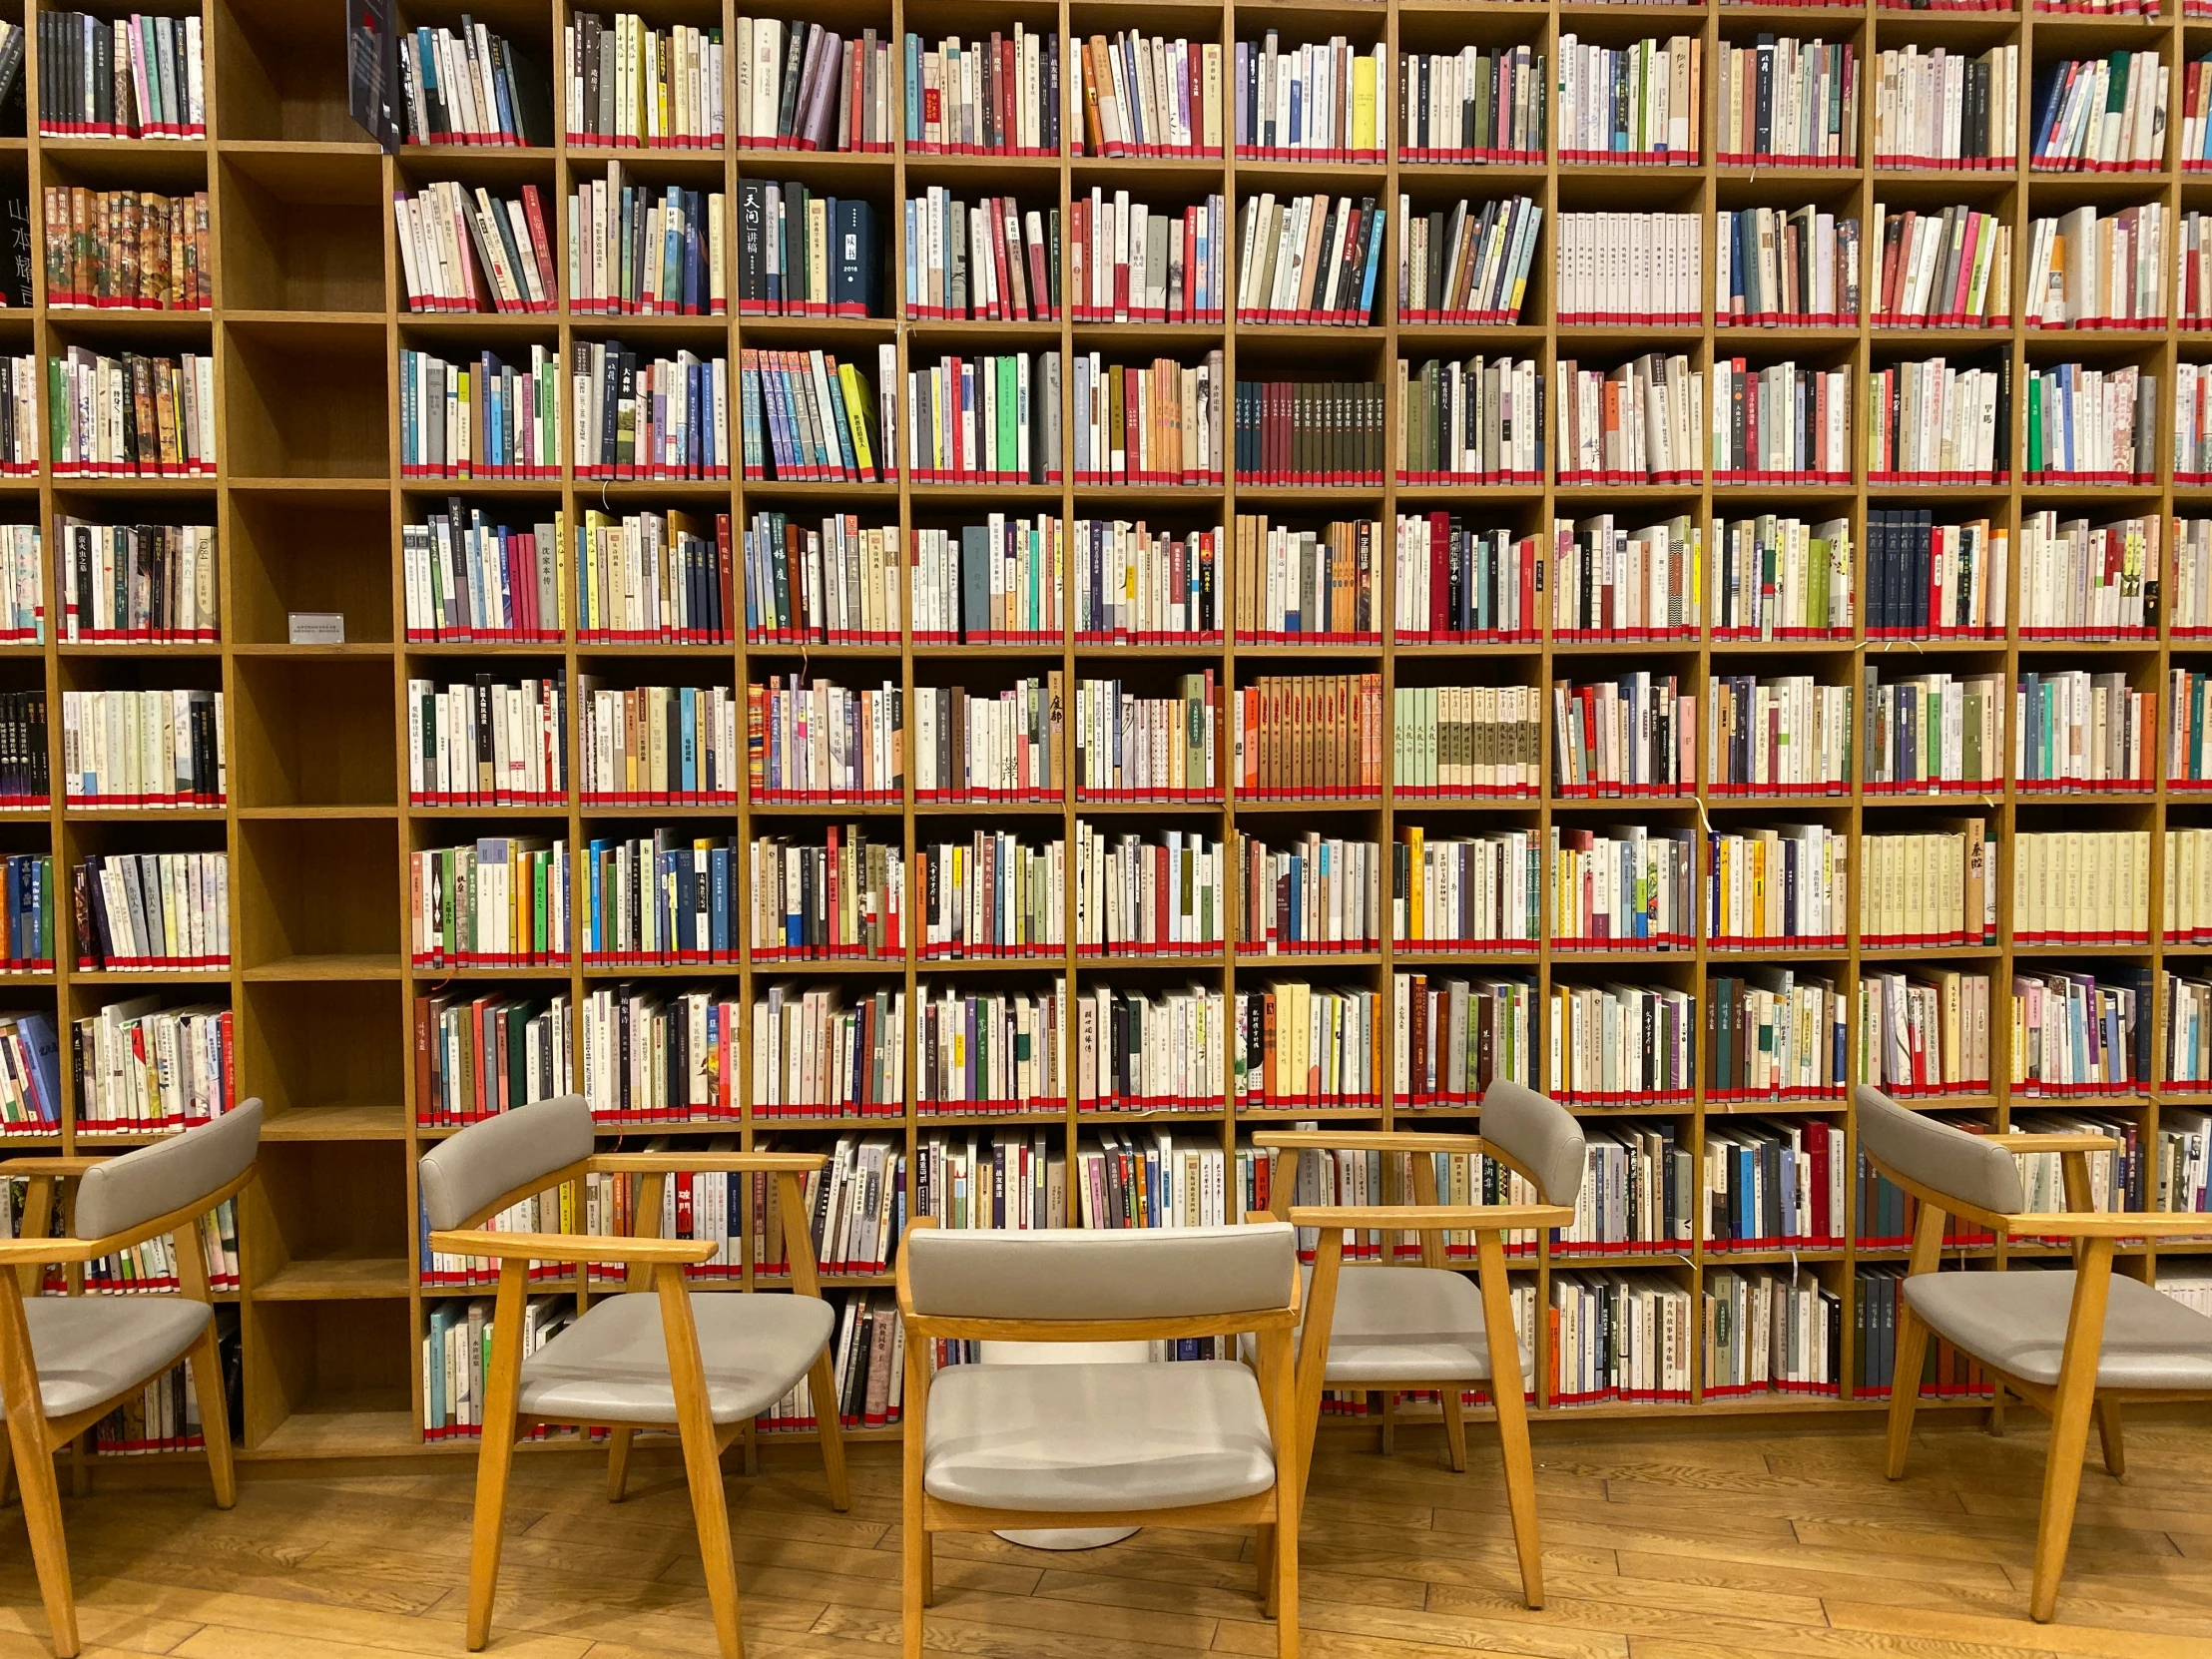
[255, 1255, 412, 1301]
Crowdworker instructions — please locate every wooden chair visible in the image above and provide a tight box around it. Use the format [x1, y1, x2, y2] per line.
[0, 1101, 262, 1658]
[1260, 1077, 1582, 1608]
[417, 1094, 850, 1659]
[1860, 1083, 2212, 1621]
[895, 1218, 1304, 1659]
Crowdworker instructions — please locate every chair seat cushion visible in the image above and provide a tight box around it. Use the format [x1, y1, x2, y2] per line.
[27, 1295, 211, 1419]
[518, 1290, 833, 1427]
[1906, 1269, 2212, 1390]
[923, 1360, 1276, 1512]
[1238, 1265, 1522, 1383]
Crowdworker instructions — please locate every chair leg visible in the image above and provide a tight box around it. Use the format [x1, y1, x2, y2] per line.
[1256, 1522, 1277, 1617]
[1438, 1387, 1468, 1473]
[2095, 1398, 2125, 1477]
[607, 1427, 634, 1503]
[1885, 1302, 1931, 1480]
[2029, 1241, 2115, 1623]
[1477, 1232, 1542, 1610]
[465, 1265, 527, 1653]
[808, 1348, 851, 1512]
[658, 1271, 744, 1659]
[8, 1417, 75, 1659]
[919, 1528, 934, 1608]
[189, 1324, 236, 1510]
[900, 1491, 926, 1659]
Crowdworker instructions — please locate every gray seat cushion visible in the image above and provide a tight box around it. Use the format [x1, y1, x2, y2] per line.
[923, 1360, 1276, 1511]
[518, 1290, 833, 1426]
[1319, 1265, 1498, 1382]
[1907, 1270, 2212, 1390]
[26, 1295, 211, 1418]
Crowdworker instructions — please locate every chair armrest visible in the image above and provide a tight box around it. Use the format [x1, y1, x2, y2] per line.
[0, 1238, 98, 1265]
[587, 1153, 828, 1176]
[426, 1229, 718, 1265]
[1252, 1131, 1487, 1154]
[0, 1157, 111, 1178]
[2003, 1212, 2212, 1240]
[1289, 1204, 1575, 1232]
[2000, 1134, 2121, 1155]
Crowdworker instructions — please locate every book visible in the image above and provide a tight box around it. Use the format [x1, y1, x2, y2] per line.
[1392, 515, 1539, 643]
[1233, 983, 1380, 1108]
[2022, 362, 2156, 482]
[1077, 674, 1219, 802]
[75, 999, 232, 1132]
[1710, 359, 1852, 482]
[563, 13, 724, 147]
[1234, 514, 1381, 643]
[911, 676, 1057, 803]
[1235, 194, 1384, 324]
[1555, 213, 1700, 324]
[1555, 353, 1702, 483]
[76, 850, 225, 970]
[1397, 46, 1543, 162]
[1078, 827, 1223, 957]
[1555, 34, 1701, 163]
[745, 510, 896, 643]
[410, 839, 569, 969]
[412, 991, 573, 1127]
[2026, 204, 2163, 327]
[1548, 980, 1696, 1103]
[396, 19, 546, 146]
[404, 504, 561, 643]
[1233, 32, 1388, 161]
[567, 164, 726, 314]
[753, 827, 904, 961]
[392, 182, 555, 312]
[575, 340, 728, 479]
[0, 854, 50, 972]
[2030, 52, 2167, 172]
[1553, 826, 1694, 948]
[43, 187, 209, 309]
[2017, 669, 2151, 792]
[2018, 511, 2154, 638]
[1235, 674, 1385, 799]
[1551, 514, 1700, 641]
[1397, 356, 1543, 483]
[398, 345, 562, 478]
[1076, 31, 1214, 157]
[573, 507, 725, 643]
[1706, 973, 1849, 1101]
[48, 347, 215, 477]
[904, 25, 1059, 155]
[1231, 377, 1382, 484]
[1859, 969, 1992, 1096]
[751, 984, 905, 1116]
[2167, 830, 2212, 942]
[1867, 355, 2007, 482]
[1550, 674, 1694, 797]
[1391, 974, 1537, 1109]
[916, 830, 1053, 959]
[1859, 822, 1994, 947]
[1073, 352, 1220, 483]
[1241, 830, 1380, 953]
[404, 674, 568, 806]
[750, 674, 902, 803]
[1070, 190, 1223, 322]
[917, 981, 1065, 1114]
[1873, 45, 2017, 168]
[1715, 35, 1859, 164]
[1721, 205, 1860, 325]
[40, 12, 205, 139]
[60, 689, 220, 807]
[1862, 509, 2004, 639]
[1388, 830, 1526, 951]
[57, 517, 216, 642]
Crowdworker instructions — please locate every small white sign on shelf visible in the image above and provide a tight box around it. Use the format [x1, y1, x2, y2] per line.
[287, 613, 346, 646]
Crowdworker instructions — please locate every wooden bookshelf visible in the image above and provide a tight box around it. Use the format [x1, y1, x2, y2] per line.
[10, 0, 2212, 1458]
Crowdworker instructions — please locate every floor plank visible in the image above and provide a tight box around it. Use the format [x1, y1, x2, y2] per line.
[0, 1418, 2199, 1656]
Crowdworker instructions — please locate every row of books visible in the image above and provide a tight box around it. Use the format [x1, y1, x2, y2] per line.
[1863, 825, 1995, 948]
[2014, 969, 2146, 1098]
[2169, 830, 2212, 944]
[745, 346, 893, 483]
[1721, 206, 1858, 326]
[2027, 205, 2166, 328]
[1555, 827, 1693, 950]
[423, 1297, 572, 1440]
[58, 518, 216, 644]
[397, 345, 561, 479]
[1072, 191, 1225, 323]
[732, 22, 891, 153]
[406, 675, 569, 808]
[75, 999, 232, 1133]
[393, 183, 555, 314]
[1399, 46, 1543, 164]
[2021, 363, 2156, 483]
[903, 191, 1048, 321]
[1874, 45, 2017, 169]
[2031, 52, 2167, 173]
[1069, 352, 1215, 486]
[1872, 205, 2004, 326]
[1236, 194, 1384, 325]
[740, 184, 879, 317]
[1556, 35, 1700, 164]
[411, 839, 571, 970]
[0, 857, 49, 974]
[1231, 35, 1387, 162]
[1866, 511, 2006, 639]
[911, 27, 1059, 156]
[575, 509, 725, 644]
[563, 13, 723, 148]
[910, 678, 1057, 804]
[904, 350, 1055, 484]
[2015, 832, 2152, 947]
[46, 349, 214, 478]
[39, 11, 202, 140]
[399, 21, 550, 147]
[1555, 213, 1699, 326]
[1553, 673, 1695, 798]
[580, 343, 729, 480]
[60, 689, 223, 809]
[44, 189, 207, 311]
[76, 851, 226, 972]
[1714, 35, 1859, 165]
[1400, 196, 1538, 324]
[569, 168, 725, 315]
[746, 511, 892, 645]
[1076, 31, 1207, 159]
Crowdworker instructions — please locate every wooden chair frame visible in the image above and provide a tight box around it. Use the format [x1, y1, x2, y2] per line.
[893, 1215, 1306, 1659]
[424, 1150, 850, 1659]
[1872, 1129, 2212, 1622]
[1257, 1130, 1573, 1609]
[0, 1154, 255, 1659]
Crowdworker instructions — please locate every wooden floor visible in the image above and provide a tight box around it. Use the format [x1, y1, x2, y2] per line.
[2, 1414, 2211, 1659]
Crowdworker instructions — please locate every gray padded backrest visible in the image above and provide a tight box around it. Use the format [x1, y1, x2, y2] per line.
[75, 1099, 262, 1241]
[417, 1094, 594, 1232]
[1479, 1079, 1586, 1205]
[904, 1223, 1297, 1321]
[1855, 1084, 2022, 1216]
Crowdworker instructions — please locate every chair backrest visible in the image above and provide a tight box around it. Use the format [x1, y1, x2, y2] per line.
[418, 1095, 594, 1232]
[904, 1223, 1297, 1323]
[1479, 1079, 1586, 1206]
[1854, 1084, 2022, 1217]
[75, 1099, 263, 1241]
